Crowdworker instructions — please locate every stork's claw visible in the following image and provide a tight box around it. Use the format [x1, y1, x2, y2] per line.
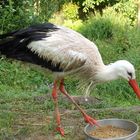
[84, 114, 99, 126]
[56, 127, 65, 136]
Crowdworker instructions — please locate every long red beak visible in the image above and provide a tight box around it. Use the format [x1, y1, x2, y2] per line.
[129, 79, 140, 100]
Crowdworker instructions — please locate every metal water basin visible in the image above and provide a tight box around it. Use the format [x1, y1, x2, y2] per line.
[84, 118, 139, 140]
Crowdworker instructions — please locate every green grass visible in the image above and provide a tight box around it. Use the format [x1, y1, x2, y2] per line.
[0, 10, 140, 138]
[0, 53, 139, 139]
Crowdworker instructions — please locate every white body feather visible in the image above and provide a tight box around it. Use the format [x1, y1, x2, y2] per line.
[27, 26, 105, 81]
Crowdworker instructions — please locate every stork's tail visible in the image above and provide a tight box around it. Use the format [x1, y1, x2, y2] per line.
[0, 30, 20, 57]
[0, 23, 62, 72]
[0, 28, 44, 62]
[0, 23, 57, 59]
[0, 28, 39, 58]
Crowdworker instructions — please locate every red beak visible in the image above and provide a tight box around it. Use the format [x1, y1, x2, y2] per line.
[129, 79, 140, 100]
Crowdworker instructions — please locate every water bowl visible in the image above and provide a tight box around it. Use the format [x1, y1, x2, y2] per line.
[84, 118, 139, 140]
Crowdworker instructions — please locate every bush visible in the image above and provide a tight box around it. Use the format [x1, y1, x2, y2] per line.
[0, 1, 40, 33]
[62, 2, 79, 20]
[113, 0, 137, 26]
[0, 0, 68, 33]
[78, 14, 113, 40]
[78, 7, 131, 41]
[49, 2, 80, 28]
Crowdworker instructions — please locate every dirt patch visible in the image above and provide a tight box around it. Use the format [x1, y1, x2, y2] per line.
[14, 112, 86, 140]
[34, 94, 102, 106]
[2, 95, 139, 140]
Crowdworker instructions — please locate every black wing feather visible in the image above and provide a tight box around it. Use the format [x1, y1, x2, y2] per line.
[0, 23, 63, 72]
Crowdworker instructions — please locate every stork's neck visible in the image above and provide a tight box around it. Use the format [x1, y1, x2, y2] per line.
[95, 63, 120, 83]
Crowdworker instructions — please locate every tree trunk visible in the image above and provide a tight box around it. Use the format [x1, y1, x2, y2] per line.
[34, 0, 40, 15]
[134, 0, 140, 28]
[138, 2, 140, 28]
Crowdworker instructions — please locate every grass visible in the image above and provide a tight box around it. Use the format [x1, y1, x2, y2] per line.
[0, 10, 140, 139]
[0, 56, 139, 139]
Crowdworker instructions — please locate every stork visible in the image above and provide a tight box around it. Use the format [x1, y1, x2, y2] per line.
[0, 23, 140, 136]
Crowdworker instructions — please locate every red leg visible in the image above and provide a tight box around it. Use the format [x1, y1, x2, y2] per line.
[52, 80, 64, 136]
[59, 79, 98, 126]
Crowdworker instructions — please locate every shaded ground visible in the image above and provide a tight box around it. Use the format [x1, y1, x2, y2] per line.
[14, 113, 86, 140]
[7, 95, 100, 140]
[6, 109, 140, 140]
[1, 95, 139, 140]
[33, 94, 102, 106]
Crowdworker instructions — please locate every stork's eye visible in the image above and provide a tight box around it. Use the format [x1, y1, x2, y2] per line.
[127, 72, 132, 78]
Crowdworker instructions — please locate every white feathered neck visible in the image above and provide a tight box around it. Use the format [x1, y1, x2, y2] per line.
[94, 60, 135, 83]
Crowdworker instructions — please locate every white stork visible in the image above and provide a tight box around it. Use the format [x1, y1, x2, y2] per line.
[0, 23, 140, 136]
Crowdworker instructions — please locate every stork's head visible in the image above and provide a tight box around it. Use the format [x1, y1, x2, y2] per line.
[115, 60, 135, 80]
[114, 60, 140, 99]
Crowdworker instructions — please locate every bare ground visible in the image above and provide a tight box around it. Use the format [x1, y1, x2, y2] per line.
[1, 95, 140, 140]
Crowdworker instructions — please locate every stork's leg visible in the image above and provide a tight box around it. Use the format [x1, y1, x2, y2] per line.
[52, 81, 64, 136]
[59, 79, 98, 126]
